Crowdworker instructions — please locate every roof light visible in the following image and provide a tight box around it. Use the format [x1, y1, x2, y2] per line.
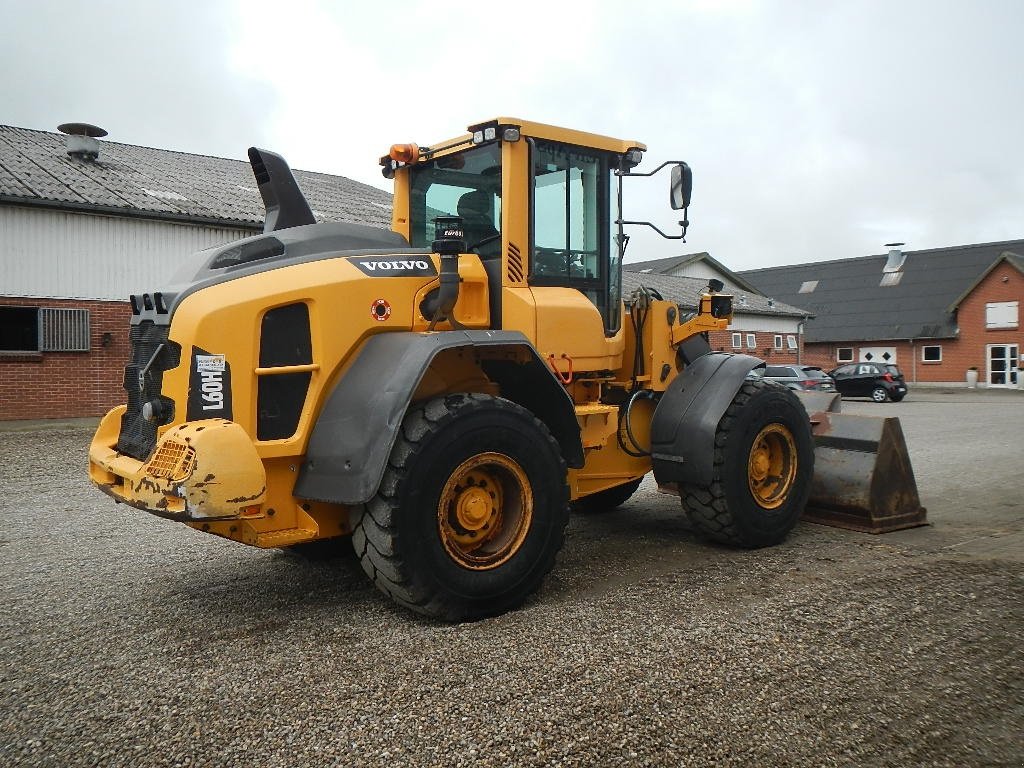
[472, 130, 484, 144]
[389, 143, 420, 163]
[502, 127, 520, 142]
[622, 148, 644, 169]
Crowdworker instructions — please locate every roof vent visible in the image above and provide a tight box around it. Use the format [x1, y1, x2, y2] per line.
[883, 242, 906, 273]
[57, 122, 107, 161]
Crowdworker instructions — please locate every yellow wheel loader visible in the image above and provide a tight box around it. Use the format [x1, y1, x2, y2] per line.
[88, 118, 925, 621]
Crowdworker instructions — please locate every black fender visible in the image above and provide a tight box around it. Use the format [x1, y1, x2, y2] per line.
[294, 330, 583, 505]
[650, 352, 764, 487]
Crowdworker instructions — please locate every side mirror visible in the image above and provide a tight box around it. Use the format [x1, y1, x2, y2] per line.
[670, 163, 692, 210]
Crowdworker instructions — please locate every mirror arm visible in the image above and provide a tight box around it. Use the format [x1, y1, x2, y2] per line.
[617, 160, 687, 178]
[617, 215, 689, 242]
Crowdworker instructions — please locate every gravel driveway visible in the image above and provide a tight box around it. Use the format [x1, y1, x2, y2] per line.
[1, 390, 1021, 767]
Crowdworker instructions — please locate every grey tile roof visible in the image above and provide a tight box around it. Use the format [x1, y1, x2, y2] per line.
[624, 251, 764, 294]
[738, 240, 1024, 342]
[0, 125, 393, 229]
[622, 271, 809, 318]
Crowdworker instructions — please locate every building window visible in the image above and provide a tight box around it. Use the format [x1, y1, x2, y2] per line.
[837, 347, 854, 362]
[0, 306, 90, 352]
[731, 332, 742, 349]
[746, 333, 756, 349]
[774, 334, 783, 350]
[922, 345, 942, 362]
[0, 306, 39, 351]
[786, 334, 797, 350]
[986, 301, 1018, 329]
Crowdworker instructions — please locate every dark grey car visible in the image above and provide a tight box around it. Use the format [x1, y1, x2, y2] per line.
[762, 365, 836, 392]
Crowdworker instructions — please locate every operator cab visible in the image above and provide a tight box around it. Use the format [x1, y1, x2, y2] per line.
[382, 118, 689, 339]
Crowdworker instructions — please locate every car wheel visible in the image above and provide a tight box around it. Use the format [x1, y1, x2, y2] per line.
[871, 386, 889, 402]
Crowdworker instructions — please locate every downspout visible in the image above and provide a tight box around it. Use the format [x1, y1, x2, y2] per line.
[909, 338, 916, 383]
[796, 316, 808, 364]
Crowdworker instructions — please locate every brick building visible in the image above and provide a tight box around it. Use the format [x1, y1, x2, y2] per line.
[739, 241, 1024, 387]
[621, 271, 810, 359]
[0, 124, 392, 420]
[624, 252, 812, 362]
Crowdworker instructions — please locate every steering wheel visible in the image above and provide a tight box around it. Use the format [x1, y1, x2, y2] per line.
[468, 233, 500, 253]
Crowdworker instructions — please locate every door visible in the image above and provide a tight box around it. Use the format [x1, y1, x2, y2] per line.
[987, 344, 1019, 387]
[859, 347, 897, 364]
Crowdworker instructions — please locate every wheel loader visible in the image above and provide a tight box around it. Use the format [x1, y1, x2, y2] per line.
[88, 117, 925, 621]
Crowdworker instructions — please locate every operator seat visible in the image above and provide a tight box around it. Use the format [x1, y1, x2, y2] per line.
[457, 190, 500, 259]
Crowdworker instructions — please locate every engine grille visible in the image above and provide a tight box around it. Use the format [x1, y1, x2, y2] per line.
[116, 321, 179, 460]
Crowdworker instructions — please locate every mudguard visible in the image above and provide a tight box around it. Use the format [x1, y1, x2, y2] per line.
[294, 330, 583, 505]
[650, 352, 764, 487]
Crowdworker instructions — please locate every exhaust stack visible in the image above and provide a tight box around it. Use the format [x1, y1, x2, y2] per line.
[247, 148, 316, 233]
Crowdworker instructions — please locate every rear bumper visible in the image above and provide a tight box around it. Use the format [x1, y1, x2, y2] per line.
[88, 407, 267, 521]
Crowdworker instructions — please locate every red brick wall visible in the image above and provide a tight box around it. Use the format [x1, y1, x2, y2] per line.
[955, 260, 1023, 381]
[708, 329, 803, 361]
[800, 259, 1023, 384]
[0, 297, 131, 420]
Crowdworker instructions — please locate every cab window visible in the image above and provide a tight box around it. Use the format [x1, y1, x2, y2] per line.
[408, 143, 501, 256]
[529, 140, 620, 335]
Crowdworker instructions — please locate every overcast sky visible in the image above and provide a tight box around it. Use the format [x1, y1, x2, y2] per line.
[2, 0, 1022, 270]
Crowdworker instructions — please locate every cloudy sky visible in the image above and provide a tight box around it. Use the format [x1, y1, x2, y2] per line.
[2, 0, 1022, 270]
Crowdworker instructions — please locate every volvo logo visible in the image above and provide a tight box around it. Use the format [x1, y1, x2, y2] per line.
[349, 256, 437, 277]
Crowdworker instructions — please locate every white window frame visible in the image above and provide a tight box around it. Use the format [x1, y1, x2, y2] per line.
[731, 332, 742, 349]
[986, 301, 1018, 329]
[921, 345, 942, 362]
[837, 347, 854, 363]
[786, 334, 797, 350]
[746, 333, 757, 349]
[773, 334, 783, 350]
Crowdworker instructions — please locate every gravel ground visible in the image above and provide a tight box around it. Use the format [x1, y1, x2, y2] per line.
[1, 391, 1021, 767]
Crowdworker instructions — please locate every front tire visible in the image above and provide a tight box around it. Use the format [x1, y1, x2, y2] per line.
[680, 379, 814, 548]
[352, 393, 569, 621]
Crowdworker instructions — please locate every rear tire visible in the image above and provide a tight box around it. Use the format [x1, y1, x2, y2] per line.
[871, 386, 889, 402]
[572, 478, 643, 514]
[351, 393, 569, 621]
[680, 379, 814, 548]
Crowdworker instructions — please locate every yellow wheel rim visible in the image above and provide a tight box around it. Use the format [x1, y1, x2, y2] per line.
[437, 452, 533, 570]
[747, 424, 798, 510]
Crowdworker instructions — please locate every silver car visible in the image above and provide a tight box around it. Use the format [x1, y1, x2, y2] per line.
[762, 365, 836, 392]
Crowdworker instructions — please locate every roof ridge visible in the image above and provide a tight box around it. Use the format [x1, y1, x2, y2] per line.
[741, 237, 1024, 274]
[0, 125, 391, 194]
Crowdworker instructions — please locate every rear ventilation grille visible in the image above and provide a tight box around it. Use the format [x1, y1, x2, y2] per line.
[507, 242, 525, 283]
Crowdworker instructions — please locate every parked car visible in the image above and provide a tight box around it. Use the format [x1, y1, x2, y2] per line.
[762, 365, 836, 392]
[828, 362, 908, 402]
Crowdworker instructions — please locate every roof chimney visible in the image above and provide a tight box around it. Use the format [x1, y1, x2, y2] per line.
[57, 122, 107, 161]
[883, 242, 906, 273]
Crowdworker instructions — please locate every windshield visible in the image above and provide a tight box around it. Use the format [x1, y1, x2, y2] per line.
[802, 367, 830, 378]
[409, 143, 501, 256]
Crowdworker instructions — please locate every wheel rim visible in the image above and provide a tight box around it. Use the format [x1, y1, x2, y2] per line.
[872, 388, 887, 402]
[437, 452, 533, 570]
[747, 424, 798, 510]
